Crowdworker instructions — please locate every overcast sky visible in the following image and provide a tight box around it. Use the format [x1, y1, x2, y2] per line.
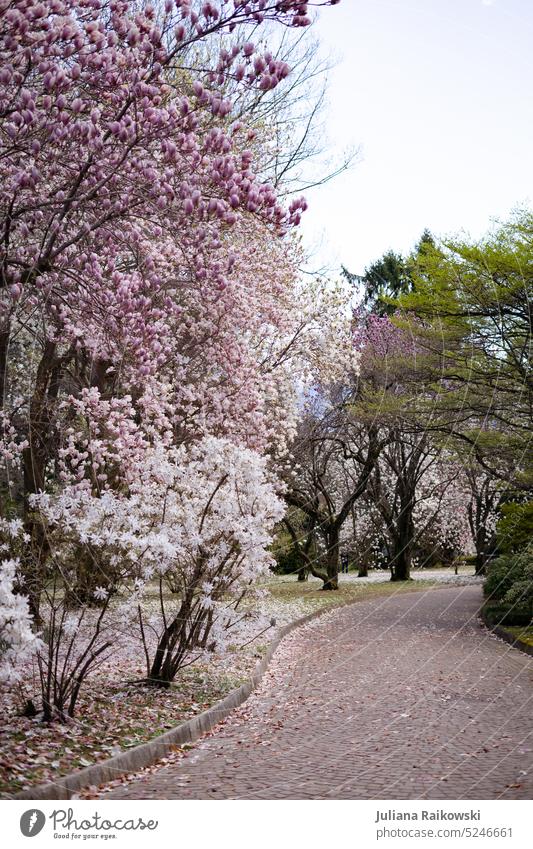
[300, 0, 533, 276]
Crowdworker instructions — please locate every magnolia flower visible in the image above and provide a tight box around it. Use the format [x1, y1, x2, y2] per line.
[62, 616, 79, 638]
[0, 558, 42, 685]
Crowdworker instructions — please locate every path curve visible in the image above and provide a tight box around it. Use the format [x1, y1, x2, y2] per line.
[102, 586, 533, 799]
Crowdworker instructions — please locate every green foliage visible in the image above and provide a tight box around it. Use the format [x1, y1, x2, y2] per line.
[496, 501, 533, 553]
[361, 250, 412, 315]
[270, 523, 304, 576]
[483, 548, 533, 625]
[482, 601, 532, 627]
[395, 209, 533, 486]
[342, 230, 434, 316]
[272, 544, 301, 576]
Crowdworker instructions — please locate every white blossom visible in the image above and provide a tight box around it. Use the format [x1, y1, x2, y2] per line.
[0, 558, 42, 685]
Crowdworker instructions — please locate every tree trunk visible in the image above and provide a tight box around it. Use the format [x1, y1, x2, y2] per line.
[0, 325, 9, 411]
[321, 528, 340, 590]
[389, 482, 415, 581]
[21, 342, 66, 621]
[148, 611, 184, 686]
[474, 553, 486, 576]
[390, 546, 412, 581]
[148, 587, 205, 686]
[474, 526, 493, 575]
[390, 509, 414, 581]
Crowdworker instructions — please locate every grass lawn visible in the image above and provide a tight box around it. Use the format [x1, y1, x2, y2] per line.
[266, 577, 445, 606]
[499, 625, 533, 648]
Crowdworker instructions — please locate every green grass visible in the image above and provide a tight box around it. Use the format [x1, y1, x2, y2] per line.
[500, 625, 533, 648]
[267, 577, 445, 607]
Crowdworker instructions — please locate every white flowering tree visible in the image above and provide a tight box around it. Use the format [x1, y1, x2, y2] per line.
[136, 438, 284, 686]
[463, 464, 501, 574]
[0, 552, 42, 686]
[31, 435, 283, 713]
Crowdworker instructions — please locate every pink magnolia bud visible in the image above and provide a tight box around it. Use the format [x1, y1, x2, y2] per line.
[254, 57, 266, 75]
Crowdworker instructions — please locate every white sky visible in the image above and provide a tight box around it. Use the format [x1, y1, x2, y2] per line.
[300, 0, 533, 275]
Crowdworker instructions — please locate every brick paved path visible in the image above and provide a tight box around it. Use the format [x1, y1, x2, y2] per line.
[104, 585, 533, 799]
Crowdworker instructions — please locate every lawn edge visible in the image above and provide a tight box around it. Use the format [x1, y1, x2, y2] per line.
[479, 607, 533, 658]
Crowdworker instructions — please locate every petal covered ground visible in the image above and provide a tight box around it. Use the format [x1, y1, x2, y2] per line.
[97, 585, 533, 800]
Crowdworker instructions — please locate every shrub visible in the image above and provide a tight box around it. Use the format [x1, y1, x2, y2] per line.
[271, 539, 302, 576]
[496, 502, 533, 554]
[483, 548, 533, 625]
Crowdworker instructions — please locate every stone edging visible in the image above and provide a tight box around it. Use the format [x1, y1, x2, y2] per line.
[479, 608, 533, 658]
[9, 602, 341, 800]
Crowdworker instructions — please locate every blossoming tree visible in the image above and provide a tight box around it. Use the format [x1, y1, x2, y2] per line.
[0, 0, 345, 711]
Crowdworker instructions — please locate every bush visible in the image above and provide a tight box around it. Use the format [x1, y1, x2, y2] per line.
[496, 501, 533, 554]
[483, 548, 533, 625]
[482, 601, 533, 627]
[271, 546, 302, 576]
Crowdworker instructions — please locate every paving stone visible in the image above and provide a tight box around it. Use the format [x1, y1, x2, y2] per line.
[103, 586, 533, 799]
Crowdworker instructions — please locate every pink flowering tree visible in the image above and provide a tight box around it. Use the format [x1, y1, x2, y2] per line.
[278, 289, 390, 590]
[0, 1, 349, 715]
[351, 311, 426, 581]
[283, 409, 385, 590]
[0, 0, 342, 620]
